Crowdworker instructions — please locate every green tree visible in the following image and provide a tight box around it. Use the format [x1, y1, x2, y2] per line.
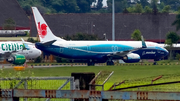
[144, 6, 152, 13]
[162, 5, 171, 13]
[131, 29, 142, 41]
[176, 53, 180, 60]
[107, 0, 128, 13]
[73, 33, 99, 40]
[151, 0, 158, 14]
[64, 33, 99, 40]
[51, 0, 79, 13]
[172, 11, 180, 31]
[158, 2, 165, 11]
[138, 0, 150, 8]
[27, 37, 35, 43]
[123, 8, 129, 13]
[51, 0, 64, 12]
[161, 0, 180, 11]
[17, 0, 94, 13]
[64, 34, 72, 40]
[165, 31, 180, 60]
[63, 0, 79, 13]
[127, 7, 135, 13]
[127, 4, 145, 13]
[166, 31, 179, 44]
[97, 0, 103, 10]
[76, 0, 94, 13]
[134, 3, 143, 13]
[3, 18, 16, 30]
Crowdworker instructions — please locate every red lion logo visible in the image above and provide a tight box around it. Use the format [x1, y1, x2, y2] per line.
[38, 22, 47, 38]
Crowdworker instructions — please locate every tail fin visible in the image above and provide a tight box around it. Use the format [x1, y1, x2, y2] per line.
[31, 7, 66, 42]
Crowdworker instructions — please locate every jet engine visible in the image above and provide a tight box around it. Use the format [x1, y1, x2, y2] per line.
[122, 53, 140, 63]
[6, 54, 26, 65]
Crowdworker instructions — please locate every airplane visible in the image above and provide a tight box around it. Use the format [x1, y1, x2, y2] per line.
[32, 7, 169, 66]
[0, 40, 42, 65]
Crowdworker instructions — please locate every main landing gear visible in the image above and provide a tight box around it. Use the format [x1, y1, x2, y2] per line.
[106, 60, 114, 65]
[153, 59, 160, 65]
[87, 59, 114, 66]
[87, 60, 95, 66]
[153, 61, 157, 65]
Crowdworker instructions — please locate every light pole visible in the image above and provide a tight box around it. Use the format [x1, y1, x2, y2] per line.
[103, 33, 106, 40]
[112, 0, 115, 41]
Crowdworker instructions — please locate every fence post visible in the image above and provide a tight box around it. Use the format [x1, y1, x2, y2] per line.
[24, 80, 27, 101]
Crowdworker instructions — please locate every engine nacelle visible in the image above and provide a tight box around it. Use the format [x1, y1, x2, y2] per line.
[123, 53, 140, 63]
[6, 54, 26, 65]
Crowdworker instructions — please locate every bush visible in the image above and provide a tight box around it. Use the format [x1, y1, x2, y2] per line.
[55, 56, 62, 63]
[176, 53, 180, 60]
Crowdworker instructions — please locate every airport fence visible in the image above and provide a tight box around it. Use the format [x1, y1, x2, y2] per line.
[0, 77, 74, 101]
[11, 62, 180, 68]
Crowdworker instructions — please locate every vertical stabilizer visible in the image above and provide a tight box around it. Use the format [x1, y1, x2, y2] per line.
[31, 7, 66, 42]
[21, 38, 30, 50]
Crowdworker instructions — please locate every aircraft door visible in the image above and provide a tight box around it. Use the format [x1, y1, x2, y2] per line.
[112, 46, 118, 52]
[59, 44, 64, 53]
[59, 47, 63, 53]
[87, 45, 91, 51]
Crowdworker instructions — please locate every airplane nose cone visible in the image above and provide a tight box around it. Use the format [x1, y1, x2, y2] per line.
[165, 50, 169, 57]
[162, 48, 169, 57]
[35, 42, 41, 49]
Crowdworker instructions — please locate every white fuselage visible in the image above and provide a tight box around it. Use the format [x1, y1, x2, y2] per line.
[0, 41, 41, 60]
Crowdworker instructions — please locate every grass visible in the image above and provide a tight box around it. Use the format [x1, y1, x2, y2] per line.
[1, 65, 180, 81]
[1, 64, 180, 91]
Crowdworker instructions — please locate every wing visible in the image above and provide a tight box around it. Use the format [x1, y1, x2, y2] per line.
[0, 51, 15, 59]
[107, 48, 141, 58]
[107, 35, 146, 58]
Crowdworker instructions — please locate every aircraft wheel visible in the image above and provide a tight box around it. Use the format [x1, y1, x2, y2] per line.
[107, 61, 114, 66]
[87, 61, 95, 66]
[153, 61, 157, 65]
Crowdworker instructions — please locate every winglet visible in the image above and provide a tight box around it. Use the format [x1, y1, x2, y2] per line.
[141, 36, 147, 48]
[21, 38, 30, 50]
